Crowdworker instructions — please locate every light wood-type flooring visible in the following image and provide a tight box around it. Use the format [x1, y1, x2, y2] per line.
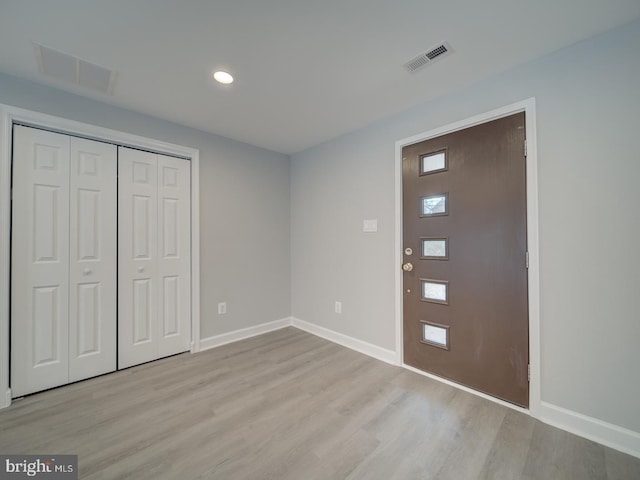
[1, 327, 639, 479]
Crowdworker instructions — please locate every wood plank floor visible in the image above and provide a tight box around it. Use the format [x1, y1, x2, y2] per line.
[1, 327, 639, 479]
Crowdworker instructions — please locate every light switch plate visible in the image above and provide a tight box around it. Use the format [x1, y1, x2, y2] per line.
[363, 219, 378, 233]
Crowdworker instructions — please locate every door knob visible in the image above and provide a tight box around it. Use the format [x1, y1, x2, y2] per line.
[137, 266, 144, 273]
[402, 262, 413, 272]
[83, 268, 92, 275]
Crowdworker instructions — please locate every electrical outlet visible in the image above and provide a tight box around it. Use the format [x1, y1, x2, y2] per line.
[335, 301, 342, 314]
[218, 302, 227, 315]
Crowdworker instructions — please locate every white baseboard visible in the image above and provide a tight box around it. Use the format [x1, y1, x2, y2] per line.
[1, 388, 10, 409]
[539, 401, 640, 459]
[198, 317, 292, 352]
[291, 317, 397, 365]
[198, 316, 396, 365]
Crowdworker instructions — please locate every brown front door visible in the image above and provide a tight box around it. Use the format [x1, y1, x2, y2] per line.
[402, 112, 529, 407]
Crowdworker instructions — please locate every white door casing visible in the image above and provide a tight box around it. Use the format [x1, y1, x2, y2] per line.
[68, 137, 117, 382]
[118, 147, 191, 368]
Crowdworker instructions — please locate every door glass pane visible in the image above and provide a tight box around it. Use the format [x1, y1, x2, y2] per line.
[422, 238, 447, 258]
[421, 194, 447, 216]
[422, 322, 449, 349]
[421, 151, 446, 174]
[422, 280, 448, 304]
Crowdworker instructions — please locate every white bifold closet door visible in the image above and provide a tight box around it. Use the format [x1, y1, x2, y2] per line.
[11, 126, 117, 397]
[118, 147, 191, 368]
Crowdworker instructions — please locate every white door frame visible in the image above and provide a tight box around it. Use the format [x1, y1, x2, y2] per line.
[0, 104, 201, 409]
[394, 98, 541, 417]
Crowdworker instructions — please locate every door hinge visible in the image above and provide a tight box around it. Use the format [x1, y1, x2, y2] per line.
[528, 364, 531, 382]
[525, 251, 529, 269]
[524, 140, 527, 157]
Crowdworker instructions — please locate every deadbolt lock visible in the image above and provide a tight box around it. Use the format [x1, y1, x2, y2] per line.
[404, 247, 413, 256]
[402, 262, 413, 272]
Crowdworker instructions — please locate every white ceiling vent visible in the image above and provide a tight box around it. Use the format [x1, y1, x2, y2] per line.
[404, 42, 453, 73]
[34, 44, 117, 95]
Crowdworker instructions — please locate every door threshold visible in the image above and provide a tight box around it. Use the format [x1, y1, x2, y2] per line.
[402, 363, 530, 415]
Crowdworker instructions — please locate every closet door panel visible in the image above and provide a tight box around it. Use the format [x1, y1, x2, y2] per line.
[11, 126, 70, 397]
[68, 138, 117, 382]
[118, 147, 158, 368]
[157, 156, 191, 357]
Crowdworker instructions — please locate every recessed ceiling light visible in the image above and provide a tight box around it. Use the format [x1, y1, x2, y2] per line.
[213, 71, 234, 84]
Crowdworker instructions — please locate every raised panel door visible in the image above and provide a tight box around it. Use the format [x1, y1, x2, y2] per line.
[118, 149, 191, 368]
[68, 137, 117, 382]
[157, 155, 191, 357]
[11, 126, 70, 397]
[118, 147, 159, 368]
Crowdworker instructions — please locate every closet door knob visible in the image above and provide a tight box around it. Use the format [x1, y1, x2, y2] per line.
[83, 268, 92, 275]
[137, 266, 144, 273]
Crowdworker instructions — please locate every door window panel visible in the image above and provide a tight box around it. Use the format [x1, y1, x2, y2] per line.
[421, 321, 449, 349]
[421, 238, 448, 259]
[420, 150, 447, 175]
[421, 279, 448, 304]
[421, 194, 448, 217]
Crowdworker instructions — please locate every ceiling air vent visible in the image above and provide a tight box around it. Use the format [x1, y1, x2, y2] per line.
[404, 42, 453, 73]
[34, 43, 117, 95]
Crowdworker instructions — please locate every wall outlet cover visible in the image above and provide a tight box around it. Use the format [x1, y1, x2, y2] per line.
[218, 302, 227, 315]
[363, 219, 378, 233]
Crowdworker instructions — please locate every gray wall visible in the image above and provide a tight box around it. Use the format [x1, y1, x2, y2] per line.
[291, 20, 640, 433]
[0, 72, 291, 339]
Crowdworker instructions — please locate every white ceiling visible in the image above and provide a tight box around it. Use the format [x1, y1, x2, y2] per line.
[1, 1, 639, 154]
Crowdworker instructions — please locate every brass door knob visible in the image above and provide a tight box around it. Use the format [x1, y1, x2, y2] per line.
[402, 262, 413, 272]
